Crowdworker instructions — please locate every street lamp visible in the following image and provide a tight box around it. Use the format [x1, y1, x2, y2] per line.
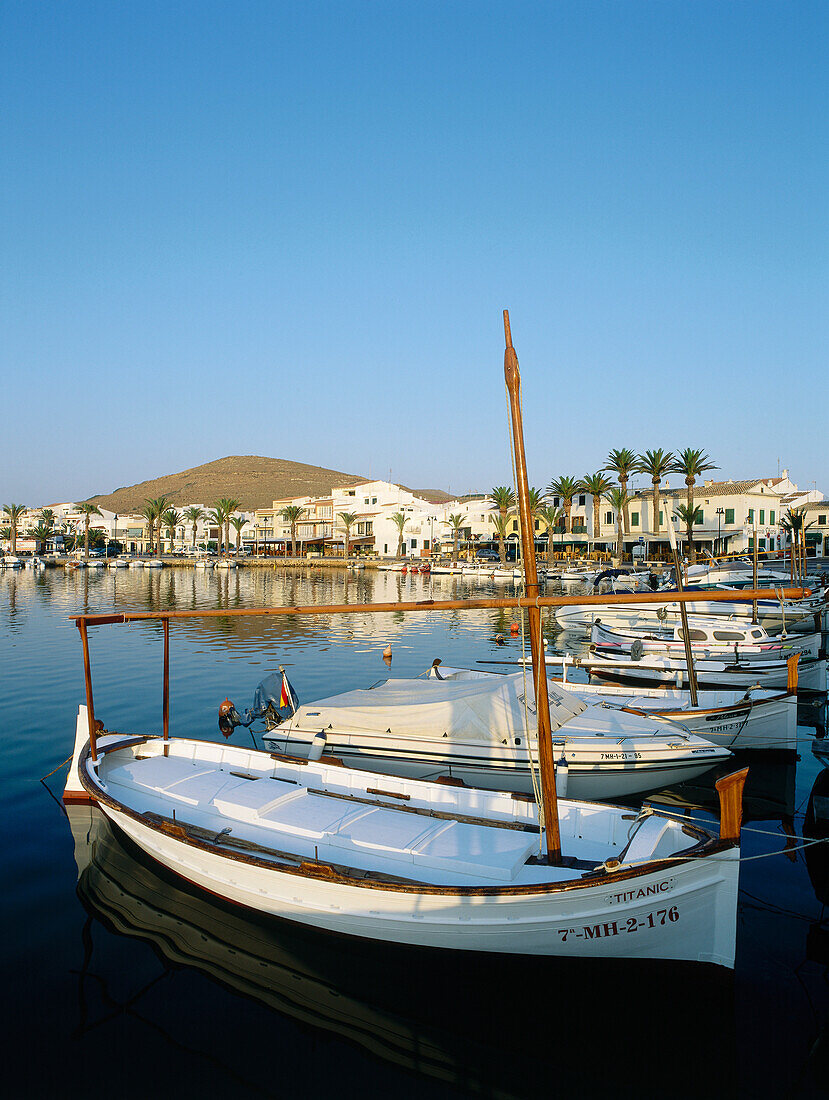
[715, 508, 724, 556]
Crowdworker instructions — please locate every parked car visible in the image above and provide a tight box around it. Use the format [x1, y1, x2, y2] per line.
[476, 548, 499, 562]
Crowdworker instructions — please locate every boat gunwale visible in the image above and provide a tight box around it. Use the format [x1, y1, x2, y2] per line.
[77, 738, 733, 898]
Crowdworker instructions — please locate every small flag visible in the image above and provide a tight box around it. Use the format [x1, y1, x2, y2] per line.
[279, 670, 298, 713]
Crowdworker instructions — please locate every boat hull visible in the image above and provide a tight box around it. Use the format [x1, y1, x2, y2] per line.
[101, 801, 738, 966]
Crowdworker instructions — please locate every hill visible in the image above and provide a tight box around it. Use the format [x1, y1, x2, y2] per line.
[88, 456, 370, 513]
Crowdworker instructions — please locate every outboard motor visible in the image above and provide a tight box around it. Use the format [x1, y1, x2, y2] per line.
[218, 698, 246, 738]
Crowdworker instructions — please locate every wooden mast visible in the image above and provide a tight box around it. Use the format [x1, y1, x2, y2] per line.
[503, 310, 562, 865]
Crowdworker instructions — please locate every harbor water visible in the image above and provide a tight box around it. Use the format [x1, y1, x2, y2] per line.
[2, 565, 827, 1099]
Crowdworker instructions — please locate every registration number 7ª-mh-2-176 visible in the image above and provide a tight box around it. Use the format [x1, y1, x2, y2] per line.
[558, 907, 680, 942]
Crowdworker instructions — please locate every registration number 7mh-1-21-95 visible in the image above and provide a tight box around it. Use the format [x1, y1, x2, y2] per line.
[558, 907, 680, 942]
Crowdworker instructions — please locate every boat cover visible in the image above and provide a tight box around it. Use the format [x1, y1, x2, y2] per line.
[288, 673, 588, 742]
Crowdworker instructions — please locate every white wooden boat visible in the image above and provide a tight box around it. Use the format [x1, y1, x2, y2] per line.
[259, 672, 731, 800]
[428, 665, 797, 751]
[216, 559, 238, 570]
[590, 620, 823, 663]
[128, 559, 145, 569]
[63, 710, 743, 967]
[145, 559, 164, 569]
[581, 649, 827, 691]
[1, 555, 23, 569]
[108, 558, 128, 569]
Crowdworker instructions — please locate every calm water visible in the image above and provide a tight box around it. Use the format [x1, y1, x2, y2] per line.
[2, 566, 827, 1099]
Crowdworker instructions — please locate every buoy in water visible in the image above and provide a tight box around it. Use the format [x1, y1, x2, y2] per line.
[510, 622, 519, 635]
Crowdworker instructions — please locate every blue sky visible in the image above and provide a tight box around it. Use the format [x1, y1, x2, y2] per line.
[2, 1, 826, 506]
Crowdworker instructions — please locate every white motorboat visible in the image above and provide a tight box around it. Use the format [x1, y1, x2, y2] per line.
[216, 559, 238, 570]
[590, 620, 823, 663]
[64, 710, 743, 967]
[108, 558, 128, 569]
[553, 589, 823, 634]
[580, 649, 827, 692]
[128, 559, 145, 569]
[145, 559, 164, 569]
[686, 556, 792, 588]
[429, 665, 797, 751]
[194, 558, 215, 569]
[259, 671, 731, 800]
[1, 555, 23, 569]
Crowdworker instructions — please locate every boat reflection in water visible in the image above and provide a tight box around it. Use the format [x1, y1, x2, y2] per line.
[69, 805, 736, 1100]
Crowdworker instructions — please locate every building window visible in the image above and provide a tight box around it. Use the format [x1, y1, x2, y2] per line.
[694, 512, 704, 525]
[819, 514, 827, 525]
[553, 497, 560, 508]
[371, 497, 377, 504]
[748, 509, 754, 523]
[631, 512, 639, 527]
[578, 495, 585, 506]
[411, 539, 417, 549]
[604, 511, 613, 525]
[658, 510, 663, 524]
[769, 510, 775, 524]
[759, 509, 765, 524]
[512, 520, 518, 532]
[424, 540, 430, 550]
[725, 508, 734, 524]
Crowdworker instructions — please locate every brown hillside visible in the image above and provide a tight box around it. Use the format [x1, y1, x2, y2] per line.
[88, 456, 369, 513]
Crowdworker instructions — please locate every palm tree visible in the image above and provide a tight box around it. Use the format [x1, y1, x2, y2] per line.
[2, 504, 26, 555]
[146, 496, 170, 556]
[208, 504, 226, 555]
[581, 473, 614, 540]
[229, 515, 246, 554]
[780, 507, 814, 579]
[30, 522, 53, 551]
[76, 502, 102, 561]
[603, 449, 638, 534]
[537, 504, 564, 558]
[444, 513, 467, 562]
[140, 501, 158, 555]
[217, 498, 241, 558]
[671, 449, 717, 564]
[488, 488, 515, 564]
[673, 503, 703, 561]
[162, 508, 183, 553]
[337, 512, 357, 558]
[547, 476, 584, 534]
[389, 511, 407, 558]
[488, 512, 511, 565]
[636, 449, 674, 536]
[39, 507, 55, 531]
[183, 506, 205, 549]
[604, 488, 629, 561]
[280, 505, 306, 557]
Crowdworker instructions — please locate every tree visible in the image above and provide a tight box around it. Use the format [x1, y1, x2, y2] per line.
[76, 502, 102, 561]
[671, 449, 717, 563]
[603, 449, 637, 534]
[229, 515, 246, 553]
[143, 496, 170, 556]
[581, 473, 614, 540]
[489, 488, 515, 564]
[2, 504, 26, 554]
[537, 504, 564, 557]
[636, 449, 674, 536]
[547, 476, 584, 534]
[162, 508, 183, 553]
[39, 508, 55, 531]
[673, 504, 703, 561]
[604, 488, 629, 561]
[488, 512, 511, 565]
[217, 498, 241, 559]
[444, 513, 467, 562]
[183, 506, 205, 549]
[390, 511, 407, 557]
[208, 505, 227, 556]
[278, 506, 303, 558]
[30, 522, 53, 550]
[337, 512, 357, 558]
